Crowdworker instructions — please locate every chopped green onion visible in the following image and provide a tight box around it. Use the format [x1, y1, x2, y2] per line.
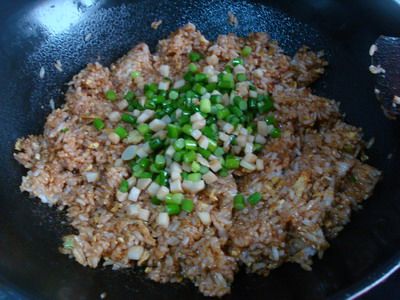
[198, 148, 212, 159]
[167, 124, 181, 139]
[207, 139, 218, 152]
[121, 113, 136, 124]
[233, 194, 245, 210]
[224, 156, 240, 169]
[155, 154, 166, 169]
[200, 98, 211, 113]
[174, 138, 185, 150]
[248, 192, 262, 206]
[168, 90, 179, 100]
[236, 73, 247, 82]
[149, 138, 163, 151]
[166, 203, 181, 215]
[155, 171, 168, 186]
[189, 51, 203, 62]
[93, 118, 105, 130]
[114, 126, 128, 139]
[124, 91, 135, 102]
[173, 150, 184, 162]
[183, 151, 196, 163]
[193, 83, 207, 95]
[188, 63, 198, 73]
[194, 73, 207, 82]
[241, 46, 252, 57]
[191, 161, 201, 173]
[187, 173, 201, 182]
[182, 124, 193, 136]
[119, 179, 129, 193]
[166, 193, 184, 205]
[137, 124, 150, 135]
[265, 115, 277, 126]
[105, 89, 117, 101]
[181, 199, 194, 213]
[253, 143, 263, 153]
[131, 71, 141, 79]
[270, 127, 281, 138]
[232, 57, 244, 66]
[210, 94, 222, 104]
[185, 139, 197, 150]
[151, 196, 161, 205]
[137, 171, 152, 179]
[214, 147, 225, 157]
[218, 168, 229, 177]
[138, 158, 151, 169]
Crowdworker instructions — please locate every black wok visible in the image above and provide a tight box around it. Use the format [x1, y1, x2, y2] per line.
[0, 0, 400, 299]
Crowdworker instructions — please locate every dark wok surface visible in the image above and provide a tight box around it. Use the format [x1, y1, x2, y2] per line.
[0, 0, 400, 299]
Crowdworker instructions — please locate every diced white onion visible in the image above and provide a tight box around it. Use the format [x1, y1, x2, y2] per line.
[203, 65, 215, 75]
[133, 109, 141, 117]
[138, 208, 150, 221]
[108, 132, 120, 144]
[116, 191, 128, 202]
[147, 182, 160, 196]
[122, 145, 137, 160]
[108, 111, 121, 123]
[158, 81, 170, 91]
[240, 160, 256, 171]
[244, 153, 257, 163]
[159, 64, 170, 77]
[127, 204, 140, 216]
[192, 119, 206, 130]
[165, 145, 175, 157]
[244, 143, 253, 154]
[249, 90, 258, 98]
[114, 158, 124, 167]
[253, 68, 264, 78]
[190, 112, 205, 123]
[136, 143, 150, 158]
[236, 135, 247, 147]
[161, 115, 171, 124]
[191, 129, 202, 140]
[201, 92, 211, 100]
[173, 79, 185, 89]
[198, 135, 209, 149]
[117, 99, 129, 110]
[156, 186, 169, 200]
[170, 163, 182, 180]
[234, 64, 246, 74]
[208, 74, 218, 83]
[209, 159, 222, 172]
[127, 176, 136, 187]
[157, 212, 170, 228]
[169, 179, 183, 193]
[255, 134, 267, 144]
[137, 109, 155, 123]
[256, 159, 264, 171]
[136, 178, 152, 190]
[197, 211, 211, 226]
[85, 172, 98, 183]
[223, 123, 234, 134]
[124, 130, 143, 145]
[182, 180, 206, 193]
[196, 154, 209, 167]
[257, 121, 269, 136]
[128, 187, 141, 201]
[202, 171, 218, 184]
[128, 245, 144, 260]
[219, 132, 230, 142]
[149, 119, 166, 132]
[206, 54, 219, 65]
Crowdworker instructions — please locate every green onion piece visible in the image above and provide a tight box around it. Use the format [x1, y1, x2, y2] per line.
[144, 83, 158, 93]
[206, 83, 217, 92]
[138, 158, 150, 169]
[137, 171, 152, 179]
[185, 139, 197, 150]
[193, 83, 207, 95]
[149, 138, 163, 150]
[183, 151, 196, 163]
[167, 124, 181, 139]
[248, 192, 262, 206]
[151, 196, 161, 205]
[214, 147, 225, 157]
[266, 115, 277, 126]
[124, 91, 135, 102]
[155, 154, 166, 169]
[225, 156, 240, 169]
[233, 194, 245, 210]
[114, 126, 128, 139]
[232, 57, 244, 66]
[131, 71, 141, 79]
[121, 113, 136, 124]
[181, 172, 189, 180]
[137, 124, 150, 135]
[236, 73, 247, 82]
[169, 90, 179, 100]
[119, 179, 129, 193]
[270, 127, 281, 138]
[174, 138, 185, 151]
[253, 143, 263, 153]
[150, 164, 161, 174]
[155, 171, 168, 186]
[187, 172, 201, 182]
[93, 118, 105, 130]
[200, 98, 211, 113]
[191, 161, 201, 173]
[241, 46, 252, 57]
[166, 203, 181, 215]
[182, 124, 193, 136]
[181, 199, 194, 213]
[194, 73, 208, 82]
[218, 168, 229, 177]
[166, 193, 184, 205]
[173, 150, 184, 162]
[198, 148, 212, 159]
[207, 139, 217, 152]
[188, 63, 198, 73]
[188, 51, 203, 62]
[210, 94, 222, 104]
[105, 89, 117, 101]
[216, 108, 230, 120]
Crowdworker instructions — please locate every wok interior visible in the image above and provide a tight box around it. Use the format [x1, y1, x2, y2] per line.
[0, 0, 400, 299]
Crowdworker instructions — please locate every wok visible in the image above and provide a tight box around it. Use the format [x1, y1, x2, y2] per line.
[0, 0, 400, 299]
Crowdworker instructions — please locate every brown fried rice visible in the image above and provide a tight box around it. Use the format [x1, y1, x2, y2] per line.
[14, 24, 380, 297]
